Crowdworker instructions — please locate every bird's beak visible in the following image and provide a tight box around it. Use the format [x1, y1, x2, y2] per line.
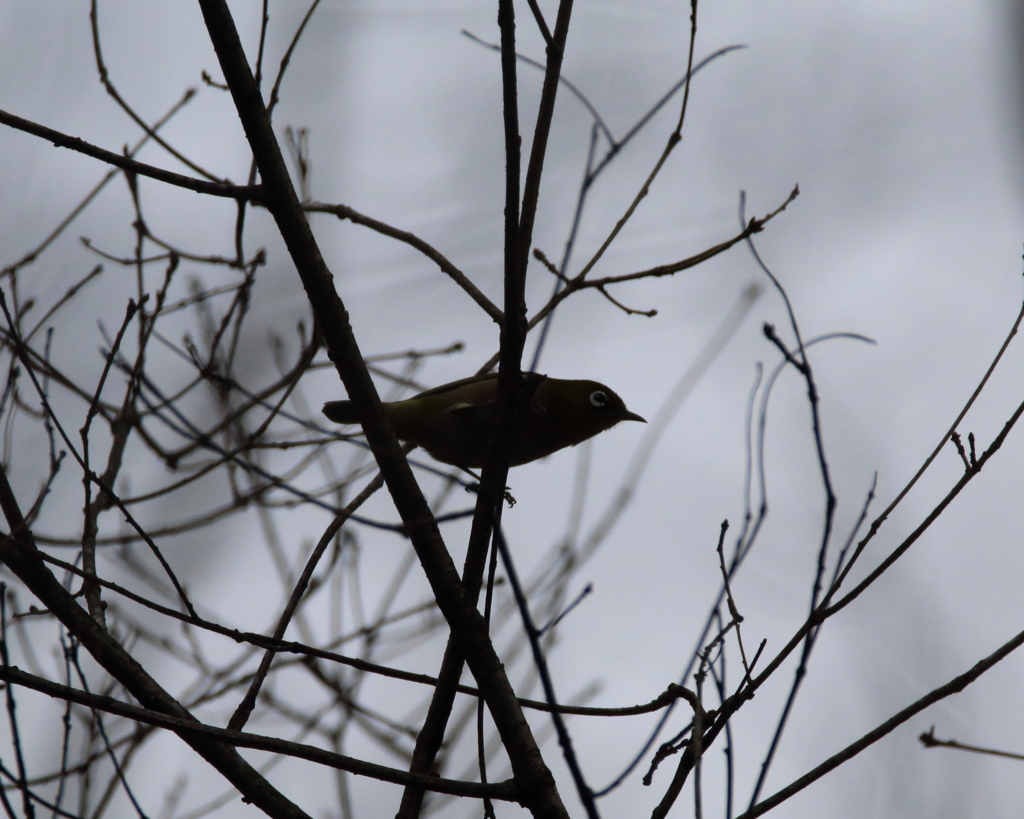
[619, 409, 647, 423]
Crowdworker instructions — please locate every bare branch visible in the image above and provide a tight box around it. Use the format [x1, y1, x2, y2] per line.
[0, 108, 261, 202]
[306, 201, 503, 325]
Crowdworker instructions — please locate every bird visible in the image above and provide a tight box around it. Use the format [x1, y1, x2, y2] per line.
[323, 372, 645, 469]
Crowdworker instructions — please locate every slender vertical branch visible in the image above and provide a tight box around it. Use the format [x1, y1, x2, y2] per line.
[0, 589, 34, 819]
[517, 0, 576, 278]
[495, 527, 600, 819]
[79, 299, 139, 626]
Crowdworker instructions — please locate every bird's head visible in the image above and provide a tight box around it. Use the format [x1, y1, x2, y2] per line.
[534, 378, 646, 445]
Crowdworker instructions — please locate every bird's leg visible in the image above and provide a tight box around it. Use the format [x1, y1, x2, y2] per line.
[458, 467, 516, 507]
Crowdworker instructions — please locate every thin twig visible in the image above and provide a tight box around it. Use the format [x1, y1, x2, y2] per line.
[227, 472, 387, 732]
[305, 202, 503, 325]
[919, 728, 1024, 762]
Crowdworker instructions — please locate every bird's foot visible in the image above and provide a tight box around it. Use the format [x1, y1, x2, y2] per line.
[463, 482, 516, 507]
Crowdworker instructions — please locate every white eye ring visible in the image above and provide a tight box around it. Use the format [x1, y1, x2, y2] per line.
[589, 390, 608, 408]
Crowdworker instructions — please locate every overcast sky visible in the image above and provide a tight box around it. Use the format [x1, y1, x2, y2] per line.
[2, 1, 1024, 817]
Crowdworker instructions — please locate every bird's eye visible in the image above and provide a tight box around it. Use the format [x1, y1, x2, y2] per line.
[589, 390, 608, 408]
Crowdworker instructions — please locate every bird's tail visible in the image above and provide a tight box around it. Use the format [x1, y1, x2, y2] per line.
[323, 401, 359, 424]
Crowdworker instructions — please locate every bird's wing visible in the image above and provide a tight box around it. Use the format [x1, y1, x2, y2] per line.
[414, 372, 548, 415]
[412, 373, 498, 403]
